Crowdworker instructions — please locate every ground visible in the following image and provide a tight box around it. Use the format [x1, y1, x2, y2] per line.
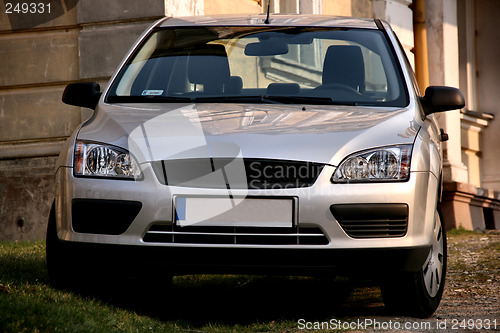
[338, 229, 499, 332]
[0, 229, 498, 332]
[87, 229, 500, 332]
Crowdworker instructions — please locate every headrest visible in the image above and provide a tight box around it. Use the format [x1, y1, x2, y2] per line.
[226, 76, 243, 94]
[322, 45, 365, 92]
[187, 44, 230, 90]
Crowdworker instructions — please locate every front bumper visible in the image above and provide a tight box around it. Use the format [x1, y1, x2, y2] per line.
[58, 240, 431, 275]
[55, 163, 438, 272]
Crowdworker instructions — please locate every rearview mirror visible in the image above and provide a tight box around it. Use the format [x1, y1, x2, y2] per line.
[420, 86, 465, 116]
[244, 40, 288, 56]
[62, 82, 101, 110]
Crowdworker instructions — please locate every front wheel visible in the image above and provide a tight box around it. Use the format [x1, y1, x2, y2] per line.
[46, 202, 74, 289]
[46, 202, 93, 291]
[381, 210, 447, 318]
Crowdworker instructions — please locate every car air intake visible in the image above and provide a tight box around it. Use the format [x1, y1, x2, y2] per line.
[72, 199, 142, 235]
[330, 203, 408, 238]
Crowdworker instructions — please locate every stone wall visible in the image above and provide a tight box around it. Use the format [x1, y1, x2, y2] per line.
[0, 0, 167, 241]
[1, 2, 76, 241]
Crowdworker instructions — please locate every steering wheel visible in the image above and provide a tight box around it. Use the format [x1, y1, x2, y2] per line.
[314, 83, 362, 96]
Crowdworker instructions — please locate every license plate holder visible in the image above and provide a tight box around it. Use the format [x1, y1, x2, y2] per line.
[174, 196, 295, 228]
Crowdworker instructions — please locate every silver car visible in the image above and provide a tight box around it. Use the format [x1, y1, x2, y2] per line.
[46, 14, 464, 317]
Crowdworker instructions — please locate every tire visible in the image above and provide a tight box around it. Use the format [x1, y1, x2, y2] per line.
[46, 202, 113, 292]
[46, 201, 99, 292]
[46, 201, 72, 289]
[381, 210, 447, 318]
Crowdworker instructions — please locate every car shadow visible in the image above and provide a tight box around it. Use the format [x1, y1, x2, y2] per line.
[0, 244, 387, 327]
[85, 274, 388, 326]
[1, 245, 389, 327]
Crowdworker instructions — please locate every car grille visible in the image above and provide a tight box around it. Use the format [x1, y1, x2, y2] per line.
[143, 224, 329, 245]
[330, 203, 408, 238]
[151, 158, 324, 189]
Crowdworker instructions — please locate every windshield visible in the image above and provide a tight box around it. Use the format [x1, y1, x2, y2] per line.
[106, 26, 408, 107]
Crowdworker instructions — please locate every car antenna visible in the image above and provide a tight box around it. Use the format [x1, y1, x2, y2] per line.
[264, 0, 271, 24]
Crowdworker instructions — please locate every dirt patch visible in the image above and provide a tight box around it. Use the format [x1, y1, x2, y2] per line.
[337, 231, 500, 332]
[436, 231, 499, 328]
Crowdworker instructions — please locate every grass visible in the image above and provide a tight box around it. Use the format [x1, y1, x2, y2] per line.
[0, 241, 175, 332]
[2, 230, 497, 332]
[0, 241, 343, 333]
[446, 226, 482, 237]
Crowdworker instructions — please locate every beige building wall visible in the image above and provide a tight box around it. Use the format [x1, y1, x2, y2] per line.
[447, 0, 500, 230]
[0, 0, 167, 241]
[474, 0, 500, 192]
[0, 3, 79, 241]
[204, 0, 261, 14]
[437, 0, 500, 230]
[323, 0, 352, 16]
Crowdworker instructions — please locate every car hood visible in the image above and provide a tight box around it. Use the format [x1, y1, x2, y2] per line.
[77, 102, 419, 166]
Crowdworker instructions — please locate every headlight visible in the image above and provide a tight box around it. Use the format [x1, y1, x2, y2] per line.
[74, 141, 142, 179]
[332, 145, 412, 183]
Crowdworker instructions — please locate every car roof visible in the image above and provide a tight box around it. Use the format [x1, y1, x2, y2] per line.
[158, 14, 379, 29]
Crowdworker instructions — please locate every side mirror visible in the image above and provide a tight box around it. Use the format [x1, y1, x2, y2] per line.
[420, 86, 465, 116]
[62, 82, 101, 110]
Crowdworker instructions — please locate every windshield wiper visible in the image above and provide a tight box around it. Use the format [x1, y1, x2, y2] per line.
[264, 95, 357, 105]
[193, 95, 359, 105]
[106, 95, 193, 103]
[193, 95, 282, 104]
[107, 94, 361, 106]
